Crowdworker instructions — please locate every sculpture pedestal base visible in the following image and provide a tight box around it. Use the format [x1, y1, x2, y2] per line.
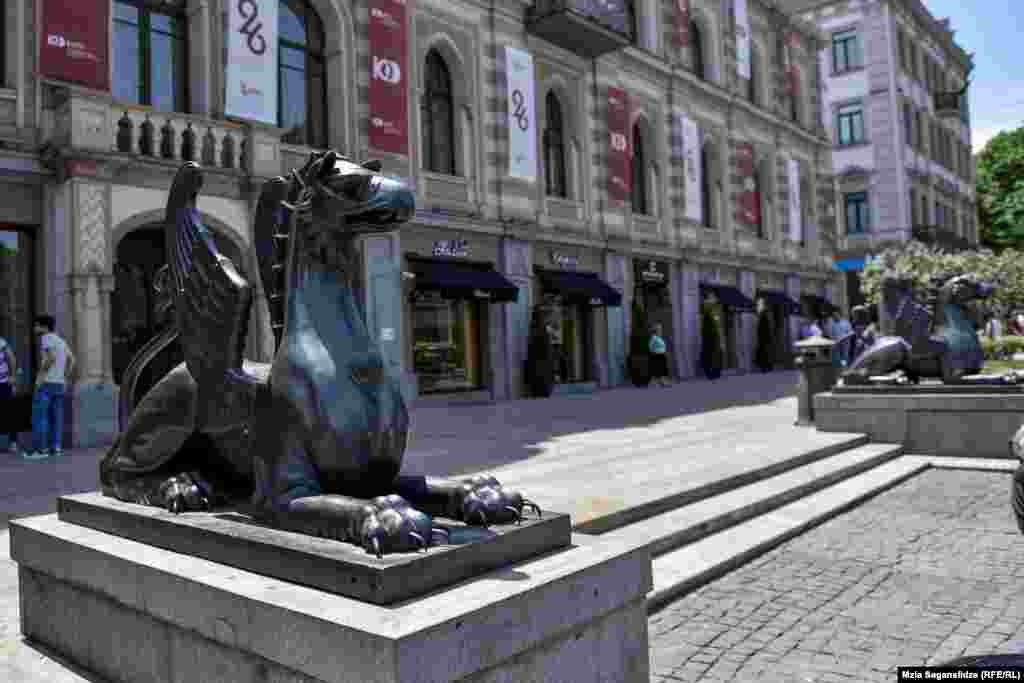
[10, 512, 651, 683]
[815, 385, 1024, 458]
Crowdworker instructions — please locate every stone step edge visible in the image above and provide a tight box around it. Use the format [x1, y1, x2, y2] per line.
[574, 433, 871, 535]
[645, 456, 928, 614]
[602, 442, 904, 559]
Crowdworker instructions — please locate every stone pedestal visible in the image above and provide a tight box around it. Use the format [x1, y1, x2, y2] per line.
[11, 504, 652, 683]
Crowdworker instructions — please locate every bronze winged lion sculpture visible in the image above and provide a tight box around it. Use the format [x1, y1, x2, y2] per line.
[101, 153, 539, 557]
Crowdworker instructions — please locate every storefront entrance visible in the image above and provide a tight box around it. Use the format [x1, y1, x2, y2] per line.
[0, 227, 36, 390]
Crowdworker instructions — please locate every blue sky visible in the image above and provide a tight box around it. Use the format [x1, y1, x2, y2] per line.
[922, 0, 1023, 152]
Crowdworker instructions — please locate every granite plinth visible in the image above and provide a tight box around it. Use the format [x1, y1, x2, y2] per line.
[57, 492, 572, 605]
[10, 514, 652, 683]
[815, 390, 1024, 458]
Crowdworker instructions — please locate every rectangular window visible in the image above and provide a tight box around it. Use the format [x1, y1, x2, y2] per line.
[836, 104, 865, 146]
[844, 191, 869, 234]
[903, 102, 913, 146]
[411, 295, 483, 393]
[832, 29, 860, 73]
[909, 189, 917, 225]
[112, 1, 188, 112]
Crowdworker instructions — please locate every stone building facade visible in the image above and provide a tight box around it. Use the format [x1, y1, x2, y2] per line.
[780, 0, 977, 310]
[1, 0, 840, 448]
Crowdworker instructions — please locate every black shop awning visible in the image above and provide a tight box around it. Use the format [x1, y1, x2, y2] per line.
[801, 294, 838, 316]
[408, 257, 519, 302]
[757, 289, 801, 315]
[700, 284, 755, 312]
[536, 268, 623, 306]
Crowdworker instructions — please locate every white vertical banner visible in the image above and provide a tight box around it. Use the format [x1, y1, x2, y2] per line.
[787, 157, 802, 242]
[226, 0, 279, 125]
[735, 0, 751, 80]
[681, 113, 703, 224]
[505, 47, 537, 182]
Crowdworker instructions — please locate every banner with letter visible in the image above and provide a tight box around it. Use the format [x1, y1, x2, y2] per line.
[787, 158, 802, 242]
[506, 47, 537, 181]
[681, 114, 703, 224]
[226, 0, 279, 125]
[673, 0, 691, 48]
[735, 0, 751, 80]
[607, 87, 631, 204]
[368, 0, 409, 154]
[40, 0, 110, 91]
[735, 142, 758, 226]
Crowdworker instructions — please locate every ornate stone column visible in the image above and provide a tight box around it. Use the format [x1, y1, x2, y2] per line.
[605, 252, 628, 388]
[738, 270, 756, 372]
[677, 262, 700, 379]
[500, 238, 531, 399]
[65, 176, 118, 448]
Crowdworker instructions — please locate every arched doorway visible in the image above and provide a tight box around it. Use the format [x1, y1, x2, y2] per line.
[111, 224, 246, 404]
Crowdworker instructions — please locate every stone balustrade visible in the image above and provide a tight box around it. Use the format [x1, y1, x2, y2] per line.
[112, 107, 247, 171]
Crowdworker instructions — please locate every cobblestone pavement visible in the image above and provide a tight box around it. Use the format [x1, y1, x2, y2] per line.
[649, 469, 1024, 682]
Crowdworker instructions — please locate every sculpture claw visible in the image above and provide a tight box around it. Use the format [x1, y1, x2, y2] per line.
[522, 500, 542, 518]
[169, 497, 183, 514]
[505, 505, 522, 524]
[372, 537, 382, 559]
[478, 510, 488, 527]
[431, 528, 449, 545]
[200, 496, 210, 511]
[409, 531, 426, 552]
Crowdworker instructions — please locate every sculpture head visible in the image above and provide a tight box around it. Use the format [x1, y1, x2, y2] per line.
[940, 274, 994, 306]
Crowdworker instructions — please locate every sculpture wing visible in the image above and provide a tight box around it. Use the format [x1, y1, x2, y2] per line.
[164, 163, 253, 389]
[253, 176, 293, 351]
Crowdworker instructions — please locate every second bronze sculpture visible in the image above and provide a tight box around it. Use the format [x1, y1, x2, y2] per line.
[101, 153, 539, 557]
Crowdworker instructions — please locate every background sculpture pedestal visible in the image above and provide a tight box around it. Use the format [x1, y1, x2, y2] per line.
[10, 505, 651, 683]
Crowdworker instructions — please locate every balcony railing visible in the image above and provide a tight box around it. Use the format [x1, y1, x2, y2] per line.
[42, 89, 282, 176]
[911, 224, 971, 252]
[526, 0, 633, 58]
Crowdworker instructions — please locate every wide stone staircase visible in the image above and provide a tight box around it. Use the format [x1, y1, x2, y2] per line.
[568, 435, 925, 612]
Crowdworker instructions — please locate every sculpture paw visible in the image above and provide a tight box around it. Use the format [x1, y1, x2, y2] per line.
[361, 495, 449, 559]
[456, 475, 542, 527]
[158, 471, 215, 513]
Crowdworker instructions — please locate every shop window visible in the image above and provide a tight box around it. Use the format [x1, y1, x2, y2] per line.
[544, 92, 568, 198]
[411, 294, 482, 393]
[279, 0, 327, 148]
[844, 191, 870, 235]
[421, 49, 457, 176]
[747, 46, 759, 105]
[836, 103, 865, 146]
[631, 122, 648, 215]
[690, 21, 705, 81]
[789, 77, 800, 125]
[113, 0, 188, 112]
[0, 228, 36, 390]
[831, 29, 860, 74]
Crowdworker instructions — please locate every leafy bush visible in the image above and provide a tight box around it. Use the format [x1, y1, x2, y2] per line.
[981, 335, 1024, 360]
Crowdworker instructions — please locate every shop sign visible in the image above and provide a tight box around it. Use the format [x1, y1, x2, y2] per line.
[368, 0, 409, 154]
[40, 0, 110, 91]
[637, 260, 668, 285]
[432, 239, 468, 257]
[550, 251, 578, 268]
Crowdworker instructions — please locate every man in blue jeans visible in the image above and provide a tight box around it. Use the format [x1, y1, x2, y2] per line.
[22, 315, 75, 461]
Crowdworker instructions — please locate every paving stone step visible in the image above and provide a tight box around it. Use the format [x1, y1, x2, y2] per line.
[603, 442, 904, 559]
[645, 455, 928, 613]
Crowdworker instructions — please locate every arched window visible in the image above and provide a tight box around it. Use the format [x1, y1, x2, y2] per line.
[789, 76, 800, 125]
[631, 123, 647, 215]
[422, 49, 457, 175]
[701, 144, 714, 228]
[691, 22, 705, 80]
[113, 0, 188, 112]
[753, 165, 765, 238]
[278, 0, 327, 148]
[544, 92, 568, 198]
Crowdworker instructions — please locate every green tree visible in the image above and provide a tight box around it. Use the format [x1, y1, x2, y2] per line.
[977, 125, 1024, 249]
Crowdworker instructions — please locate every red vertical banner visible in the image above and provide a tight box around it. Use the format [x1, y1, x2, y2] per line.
[368, 0, 409, 155]
[673, 0, 691, 48]
[39, 0, 110, 91]
[607, 87, 631, 204]
[784, 31, 798, 97]
[735, 142, 759, 226]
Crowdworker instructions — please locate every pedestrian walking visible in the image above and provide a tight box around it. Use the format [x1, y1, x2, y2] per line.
[831, 311, 853, 366]
[22, 315, 75, 460]
[648, 323, 671, 387]
[0, 330, 19, 452]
